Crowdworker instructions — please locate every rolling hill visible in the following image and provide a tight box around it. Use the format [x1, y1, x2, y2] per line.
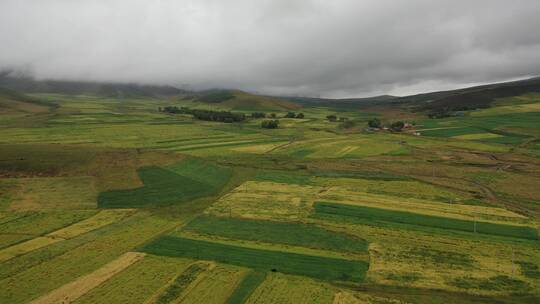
[194, 90, 302, 111]
[279, 77, 540, 114]
[0, 87, 57, 113]
[397, 76, 540, 113]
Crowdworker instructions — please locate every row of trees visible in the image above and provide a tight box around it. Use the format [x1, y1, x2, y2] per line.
[261, 119, 280, 129]
[368, 118, 405, 131]
[160, 106, 305, 123]
[284, 112, 305, 118]
[160, 106, 246, 123]
[326, 115, 348, 122]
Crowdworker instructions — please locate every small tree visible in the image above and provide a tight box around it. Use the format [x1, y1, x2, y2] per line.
[390, 121, 405, 131]
[251, 112, 266, 118]
[339, 120, 356, 129]
[261, 119, 279, 129]
[269, 113, 276, 118]
[284, 112, 296, 118]
[296, 113, 304, 119]
[368, 118, 381, 128]
[326, 114, 337, 122]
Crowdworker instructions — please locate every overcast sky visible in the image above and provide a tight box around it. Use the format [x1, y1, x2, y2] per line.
[1, 0, 540, 98]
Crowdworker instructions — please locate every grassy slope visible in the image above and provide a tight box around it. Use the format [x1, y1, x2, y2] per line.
[195, 90, 302, 111]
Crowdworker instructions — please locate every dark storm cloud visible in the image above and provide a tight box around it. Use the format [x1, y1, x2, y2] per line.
[1, 0, 540, 97]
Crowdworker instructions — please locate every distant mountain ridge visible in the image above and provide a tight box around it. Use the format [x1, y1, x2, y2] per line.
[279, 77, 540, 112]
[1, 71, 539, 112]
[0, 73, 185, 98]
[396, 76, 540, 112]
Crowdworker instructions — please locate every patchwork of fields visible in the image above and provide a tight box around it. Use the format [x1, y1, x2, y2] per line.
[0, 91, 539, 303]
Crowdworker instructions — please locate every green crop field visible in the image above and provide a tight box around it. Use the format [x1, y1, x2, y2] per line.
[98, 158, 232, 208]
[0, 79, 539, 304]
[184, 215, 368, 253]
[139, 236, 369, 282]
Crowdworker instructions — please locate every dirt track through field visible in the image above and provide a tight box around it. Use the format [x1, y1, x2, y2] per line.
[30, 252, 145, 304]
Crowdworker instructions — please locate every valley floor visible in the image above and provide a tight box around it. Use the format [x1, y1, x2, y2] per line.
[0, 92, 539, 303]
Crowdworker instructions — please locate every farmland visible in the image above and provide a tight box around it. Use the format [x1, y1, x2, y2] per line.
[139, 236, 368, 282]
[0, 80, 539, 304]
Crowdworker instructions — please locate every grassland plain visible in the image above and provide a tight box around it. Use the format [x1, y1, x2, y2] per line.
[0, 89, 539, 304]
[138, 235, 369, 282]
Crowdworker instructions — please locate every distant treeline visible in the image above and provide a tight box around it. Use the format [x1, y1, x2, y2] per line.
[160, 106, 245, 123]
[160, 106, 305, 124]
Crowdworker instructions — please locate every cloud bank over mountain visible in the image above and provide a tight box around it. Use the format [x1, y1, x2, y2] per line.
[1, 0, 540, 97]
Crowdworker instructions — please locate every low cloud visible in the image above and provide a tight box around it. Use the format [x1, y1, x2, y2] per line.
[1, 0, 539, 97]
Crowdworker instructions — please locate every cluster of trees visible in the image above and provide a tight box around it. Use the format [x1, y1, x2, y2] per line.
[326, 115, 348, 122]
[367, 117, 405, 131]
[427, 109, 466, 119]
[326, 115, 337, 121]
[368, 118, 381, 128]
[160, 106, 189, 114]
[251, 112, 266, 118]
[261, 119, 279, 129]
[284, 112, 304, 118]
[160, 106, 245, 123]
[390, 121, 404, 131]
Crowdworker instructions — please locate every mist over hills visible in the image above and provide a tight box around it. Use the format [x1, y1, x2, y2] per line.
[1, 71, 540, 113]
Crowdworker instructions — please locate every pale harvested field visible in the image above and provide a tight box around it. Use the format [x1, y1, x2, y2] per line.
[30, 252, 145, 304]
